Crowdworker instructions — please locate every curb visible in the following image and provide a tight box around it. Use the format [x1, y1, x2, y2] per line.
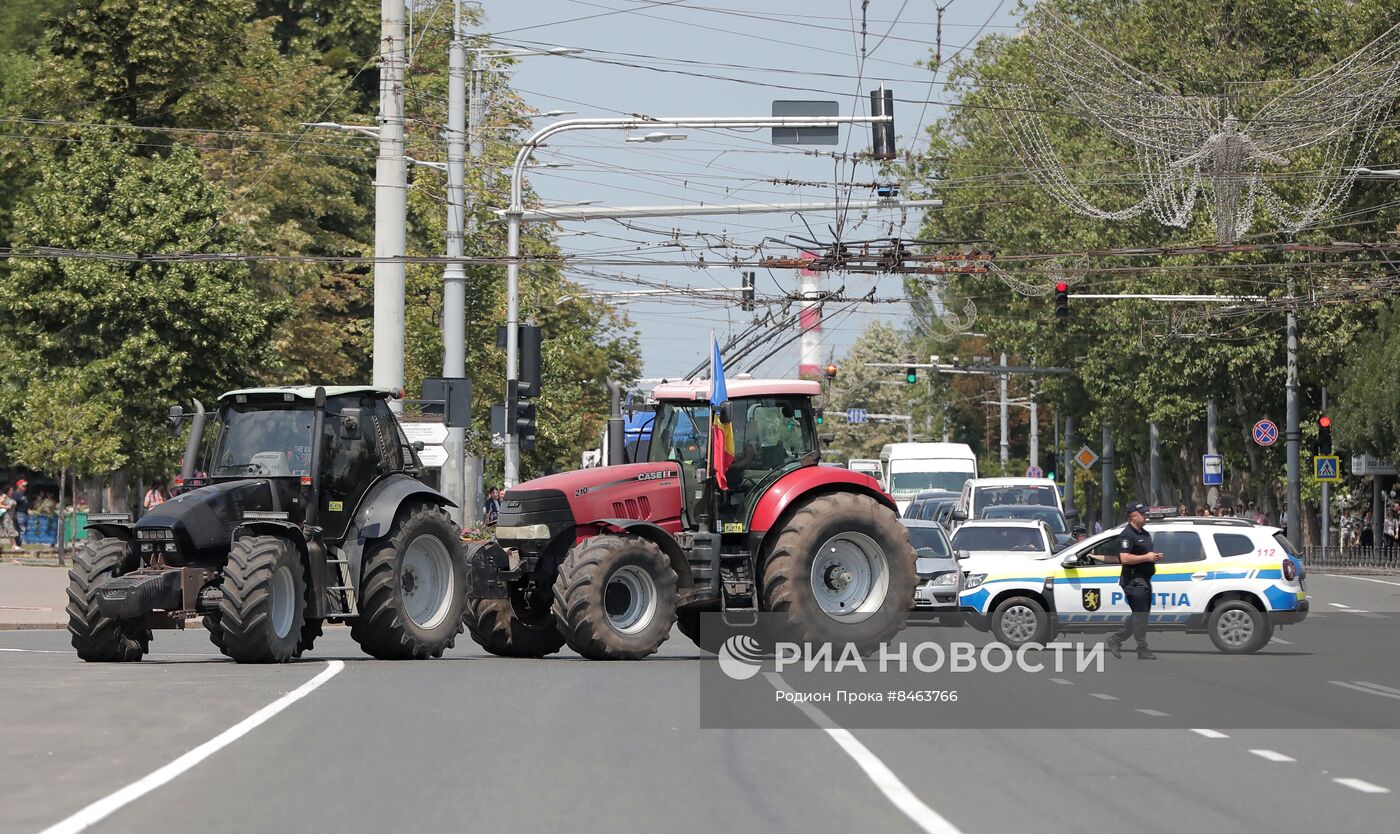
[0, 622, 67, 631]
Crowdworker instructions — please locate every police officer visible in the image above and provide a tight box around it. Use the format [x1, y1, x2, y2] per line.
[1105, 501, 1163, 659]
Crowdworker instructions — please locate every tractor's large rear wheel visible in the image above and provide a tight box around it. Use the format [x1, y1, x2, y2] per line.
[760, 492, 916, 652]
[351, 503, 467, 659]
[217, 535, 306, 664]
[67, 538, 150, 662]
[553, 535, 678, 660]
[464, 581, 566, 658]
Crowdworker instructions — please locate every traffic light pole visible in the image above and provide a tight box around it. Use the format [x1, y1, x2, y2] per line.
[1321, 388, 1330, 548]
[502, 113, 892, 487]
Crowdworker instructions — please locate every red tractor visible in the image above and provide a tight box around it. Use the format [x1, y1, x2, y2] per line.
[464, 378, 916, 659]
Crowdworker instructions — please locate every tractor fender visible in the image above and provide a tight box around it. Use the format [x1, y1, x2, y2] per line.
[747, 466, 895, 534]
[342, 474, 457, 594]
[84, 521, 135, 542]
[231, 520, 332, 619]
[583, 518, 694, 590]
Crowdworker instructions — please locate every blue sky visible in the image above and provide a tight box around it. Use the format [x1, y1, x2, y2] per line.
[473, 1, 1024, 378]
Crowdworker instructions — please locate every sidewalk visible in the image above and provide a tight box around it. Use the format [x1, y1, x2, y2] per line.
[0, 560, 69, 629]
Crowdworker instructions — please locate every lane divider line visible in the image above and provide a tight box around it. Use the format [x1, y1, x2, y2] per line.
[1049, 677, 1073, 685]
[1329, 680, 1400, 701]
[1135, 709, 1169, 717]
[1191, 728, 1229, 739]
[1270, 636, 1293, 645]
[765, 673, 963, 834]
[1321, 574, 1400, 588]
[38, 660, 344, 834]
[1249, 749, 1296, 763]
[1089, 693, 1119, 701]
[1327, 602, 1356, 610]
[1333, 778, 1391, 794]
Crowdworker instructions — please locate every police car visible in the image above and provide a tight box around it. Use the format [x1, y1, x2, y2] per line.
[958, 517, 1309, 654]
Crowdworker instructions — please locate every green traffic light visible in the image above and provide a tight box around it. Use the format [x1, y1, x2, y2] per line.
[905, 371, 917, 384]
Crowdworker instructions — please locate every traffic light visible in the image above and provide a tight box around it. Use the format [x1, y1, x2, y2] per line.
[870, 88, 895, 161]
[1044, 452, 1058, 483]
[741, 271, 755, 312]
[815, 408, 825, 426]
[515, 399, 537, 452]
[905, 366, 918, 384]
[1054, 281, 1070, 325]
[824, 363, 838, 381]
[1318, 415, 1332, 455]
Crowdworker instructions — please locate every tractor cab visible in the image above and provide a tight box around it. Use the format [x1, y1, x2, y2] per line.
[648, 379, 822, 530]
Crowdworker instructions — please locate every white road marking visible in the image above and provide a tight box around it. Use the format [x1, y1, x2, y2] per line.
[1333, 778, 1391, 794]
[1249, 749, 1296, 763]
[38, 660, 344, 834]
[1136, 709, 1169, 717]
[1191, 728, 1229, 739]
[1089, 693, 1119, 701]
[1050, 677, 1073, 685]
[1328, 602, 1356, 609]
[1330, 681, 1400, 701]
[765, 673, 962, 834]
[1321, 574, 1400, 588]
[1270, 636, 1294, 645]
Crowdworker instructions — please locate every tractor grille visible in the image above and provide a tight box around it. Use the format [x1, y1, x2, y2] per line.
[498, 488, 573, 529]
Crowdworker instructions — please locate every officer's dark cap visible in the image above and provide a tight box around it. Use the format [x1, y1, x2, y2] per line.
[1125, 501, 1148, 516]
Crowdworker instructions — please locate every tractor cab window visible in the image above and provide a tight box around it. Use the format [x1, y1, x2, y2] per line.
[649, 404, 711, 466]
[213, 404, 315, 477]
[727, 397, 817, 477]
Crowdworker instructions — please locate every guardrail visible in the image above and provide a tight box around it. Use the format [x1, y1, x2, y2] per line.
[1302, 545, 1399, 572]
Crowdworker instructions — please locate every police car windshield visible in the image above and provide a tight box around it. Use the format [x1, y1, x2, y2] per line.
[951, 526, 1047, 553]
[905, 526, 952, 558]
[980, 504, 1067, 533]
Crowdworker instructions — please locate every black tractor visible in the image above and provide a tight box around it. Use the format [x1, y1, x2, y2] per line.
[67, 386, 467, 663]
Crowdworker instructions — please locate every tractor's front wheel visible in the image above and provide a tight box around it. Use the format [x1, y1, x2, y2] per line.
[760, 492, 916, 653]
[67, 538, 150, 662]
[464, 581, 566, 658]
[553, 535, 678, 660]
[350, 503, 467, 659]
[217, 536, 307, 664]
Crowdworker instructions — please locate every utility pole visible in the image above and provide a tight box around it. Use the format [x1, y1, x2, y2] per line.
[1029, 386, 1039, 469]
[999, 352, 1009, 473]
[1063, 414, 1076, 517]
[1149, 421, 1161, 506]
[373, 0, 408, 407]
[1321, 387, 1330, 548]
[1206, 398, 1218, 509]
[439, 0, 468, 526]
[1102, 423, 1116, 525]
[1286, 277, 1301, 543]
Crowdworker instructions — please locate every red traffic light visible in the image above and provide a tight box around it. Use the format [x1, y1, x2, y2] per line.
[824, 363, 838, 379]
[1055, 281, 1069, 293]
[1319, 415, 1332, 428]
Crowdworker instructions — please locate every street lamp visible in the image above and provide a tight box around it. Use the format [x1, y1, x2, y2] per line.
[534, 110, 577, 118]
[625, 131, 688, 143]
[302, 121, 380, 139]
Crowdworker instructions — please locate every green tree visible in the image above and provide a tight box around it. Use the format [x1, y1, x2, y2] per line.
[9, 371, 125, 561]
[0, 138, 285, 476]
[823, 323, 928, 460]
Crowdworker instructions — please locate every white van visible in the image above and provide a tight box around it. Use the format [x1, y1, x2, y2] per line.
[953, 476, 1065, 527]
[879, 442, 978, 514]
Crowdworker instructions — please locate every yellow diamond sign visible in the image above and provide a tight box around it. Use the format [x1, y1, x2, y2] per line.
[1074, 446, 1100, 471]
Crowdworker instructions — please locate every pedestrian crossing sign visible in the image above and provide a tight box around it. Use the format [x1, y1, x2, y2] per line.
[1314, 455, 1341, 483]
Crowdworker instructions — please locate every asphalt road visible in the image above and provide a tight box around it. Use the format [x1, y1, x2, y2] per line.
[3, 573, 1398, 834]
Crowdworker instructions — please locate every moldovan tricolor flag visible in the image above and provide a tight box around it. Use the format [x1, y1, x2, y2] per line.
[709, 334, 734, 491]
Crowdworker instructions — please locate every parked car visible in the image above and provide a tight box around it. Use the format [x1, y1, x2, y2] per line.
[903, 490, 960, 525]
[900, 518, 961, 623]
[951, 477, 1067, 529]
[949, 519, 1059, 576]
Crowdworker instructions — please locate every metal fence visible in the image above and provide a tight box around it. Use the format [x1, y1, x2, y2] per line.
[1302, 545, 1400, 572]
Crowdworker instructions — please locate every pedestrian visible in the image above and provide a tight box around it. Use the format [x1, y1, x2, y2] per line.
[7, 479, 30, 551]
[1071, 524, 1088, 542]
[1198, 505, 1211, 517]
[143, 478, 169, 512]
[0, 483, 16, 550]
[484, 486, 501, 526]
[1362, 511, 1374, 548]
[1101, 501, 1163, 660]
[1386, 510, 1399, 558]
[1176, 503, 1188, 517]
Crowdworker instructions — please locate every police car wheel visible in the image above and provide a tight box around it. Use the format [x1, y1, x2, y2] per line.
[991, 596, 1051, 648]
[1208, 600, 1271, 654]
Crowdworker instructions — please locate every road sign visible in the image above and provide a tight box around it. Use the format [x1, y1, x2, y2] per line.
[1026, 465, 1044, 478]
[1074, 446, 1099, 471]
[1314, 455, 1341, 482]
[416, 445, 449, 467]
[401, 421, 449, 446]
[1252, 419, 1279, 447]
[771, 100, 839, 145]
[1202, 454, 1224, 486]
[846, 408, 868, 424]
[1351, 454, 1397, 476]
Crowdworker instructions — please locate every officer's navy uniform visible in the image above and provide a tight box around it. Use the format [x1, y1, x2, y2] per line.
[1112, 522, 1155, 652]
